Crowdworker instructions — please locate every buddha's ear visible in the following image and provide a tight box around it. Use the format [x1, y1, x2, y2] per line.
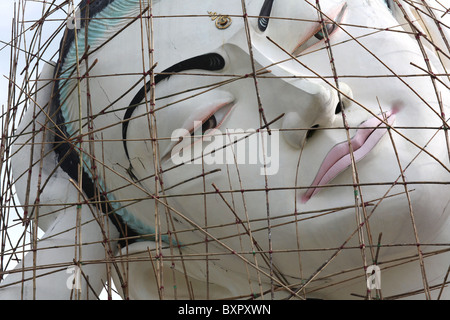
[11, 61, 79, 232]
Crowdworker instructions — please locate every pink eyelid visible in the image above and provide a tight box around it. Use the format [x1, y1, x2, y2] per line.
[292, 2, 347, 54]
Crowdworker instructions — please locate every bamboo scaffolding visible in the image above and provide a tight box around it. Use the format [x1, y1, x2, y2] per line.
[0, 0, 449, 300]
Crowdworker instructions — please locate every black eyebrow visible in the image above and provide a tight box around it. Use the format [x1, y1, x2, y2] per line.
[258, 0, 274, 31]
[122, 52, 225, 160]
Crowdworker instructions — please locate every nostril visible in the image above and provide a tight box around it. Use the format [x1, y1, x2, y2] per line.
[306, 124, 320, 140]
[335, 102, 343, 114]
[335, 82, 353, 114]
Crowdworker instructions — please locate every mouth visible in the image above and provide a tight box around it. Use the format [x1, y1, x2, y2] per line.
[301, 109, 397, 203]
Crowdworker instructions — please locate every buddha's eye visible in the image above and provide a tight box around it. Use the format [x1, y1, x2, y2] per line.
[190, 101, 234, 138]
[313, 23, 336, 40]
[293, 3, 347, 55]
[192, 115, 217, 136]
[164, 100, 234, 163]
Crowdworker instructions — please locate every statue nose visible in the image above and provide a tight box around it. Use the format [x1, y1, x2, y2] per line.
[281, 82, 353, 149]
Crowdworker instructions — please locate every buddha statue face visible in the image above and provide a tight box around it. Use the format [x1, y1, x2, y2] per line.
[8, 0, 449, 299]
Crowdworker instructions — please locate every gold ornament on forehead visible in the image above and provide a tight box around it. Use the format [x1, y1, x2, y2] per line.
[208, 11, 232, 29]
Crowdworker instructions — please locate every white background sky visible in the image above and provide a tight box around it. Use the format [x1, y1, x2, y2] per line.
[0, 0, 78, 109]
[0, 1, 18, 107]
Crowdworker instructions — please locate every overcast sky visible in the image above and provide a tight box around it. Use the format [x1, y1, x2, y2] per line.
[0, 1, 75, 109]
[0, 1, 17, 107]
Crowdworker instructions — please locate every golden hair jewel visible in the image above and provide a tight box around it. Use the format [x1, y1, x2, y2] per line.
[208, 11, 232, 29]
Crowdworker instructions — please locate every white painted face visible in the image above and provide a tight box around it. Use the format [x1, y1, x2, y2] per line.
[73, 0, 449, 298]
